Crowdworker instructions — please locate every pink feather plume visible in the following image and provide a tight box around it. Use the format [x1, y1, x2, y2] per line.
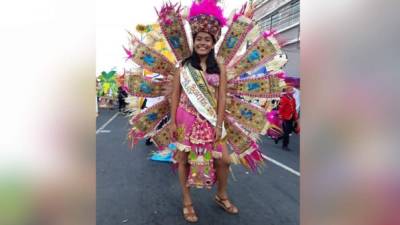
[189, 0, 226, 26]
[233, 2, 247, 22]
[123, 46, 133, 61]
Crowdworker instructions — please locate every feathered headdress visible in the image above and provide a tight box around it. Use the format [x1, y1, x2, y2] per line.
[188, 0, 227, 41]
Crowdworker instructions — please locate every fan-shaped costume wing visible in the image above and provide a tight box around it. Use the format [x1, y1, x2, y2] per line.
[224, 117, 264, 171]
[227, 33, 279, 80]
[225, 96, 268, 134]
[151, 122, 173, 150]
[128, 99, 169, 146]
[217, 13, 254, 65]
[157, 3, 191, 62]
[125, 36, 176, 76]
[228, 74, 282, 98]
[127, 75, 170, 98]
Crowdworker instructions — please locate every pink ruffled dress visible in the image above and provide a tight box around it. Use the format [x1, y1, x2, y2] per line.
[175, 73, 221, 188]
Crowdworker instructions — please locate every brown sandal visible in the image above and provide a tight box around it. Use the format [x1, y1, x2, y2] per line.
[215, 195, 239, 214]
[182, 203, 198, 223]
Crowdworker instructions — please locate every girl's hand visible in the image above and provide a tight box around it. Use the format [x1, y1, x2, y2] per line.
[169, 123, 177, 140]
[215, 126, 222, 141]
[161, 84, 172, 98]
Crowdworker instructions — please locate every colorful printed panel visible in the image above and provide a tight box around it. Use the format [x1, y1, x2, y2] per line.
[225, 96, 268, 134]
[152, 121, 172, 149]
[224, 117, 253, 154]
[130, 99, 170, 135]
[158, 4, 191, 61]
[127, 75, 170, 97]
[227, 36, 278, 80]
[228, 75, 282, 98]
[129, 39, 176, 76]
[217, 16, 254, 65]
[269, 74, 283, 93]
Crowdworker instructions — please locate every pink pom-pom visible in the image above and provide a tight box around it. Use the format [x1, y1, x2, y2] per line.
[128, 129, 145, 148]
[263, 30, 277, 38]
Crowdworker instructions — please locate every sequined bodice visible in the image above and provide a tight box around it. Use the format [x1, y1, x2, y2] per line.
[205, 73, 219, 87]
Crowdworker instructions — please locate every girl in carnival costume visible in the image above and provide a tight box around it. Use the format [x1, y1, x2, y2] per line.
[124, 0, 284, 222]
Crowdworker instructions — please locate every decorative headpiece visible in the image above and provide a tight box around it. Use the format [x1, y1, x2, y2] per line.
[188, 0, 226, 41]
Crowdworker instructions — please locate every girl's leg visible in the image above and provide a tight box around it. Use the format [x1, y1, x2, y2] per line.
[176, 151, 192, 205]
[215, 143, 230, 198]
[215, 143, 239, 214]
[176, 151, 198, 222]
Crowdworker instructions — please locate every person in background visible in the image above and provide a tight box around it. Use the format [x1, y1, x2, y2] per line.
[277, 86, 298, 151]
[292, 87, 300, 115]
[118, 86, 128, 113]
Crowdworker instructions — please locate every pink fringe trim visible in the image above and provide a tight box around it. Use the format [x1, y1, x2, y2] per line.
[241, 142, 264, 172]
[127, 129, 145, 149]
[263, 30, 277, 38]
[263, 30, 287, 49]
[156, 2, 183, 25]
[232, 2, 247, 22]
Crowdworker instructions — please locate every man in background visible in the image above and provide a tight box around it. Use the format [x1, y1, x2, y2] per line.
[278, 86, 298, 151]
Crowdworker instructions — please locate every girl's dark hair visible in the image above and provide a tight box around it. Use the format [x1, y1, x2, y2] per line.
[182, 33, 220, 74]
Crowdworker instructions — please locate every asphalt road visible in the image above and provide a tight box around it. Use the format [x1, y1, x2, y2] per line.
[97, 108, 299, 225]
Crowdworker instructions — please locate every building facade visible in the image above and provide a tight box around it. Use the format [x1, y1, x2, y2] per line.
[253, 0, 300, 77]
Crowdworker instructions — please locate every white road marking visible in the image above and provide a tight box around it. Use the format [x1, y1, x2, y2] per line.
[98, 130, 111, 133]
[262, 154, 300, 176]
[96, 112, 119, 134]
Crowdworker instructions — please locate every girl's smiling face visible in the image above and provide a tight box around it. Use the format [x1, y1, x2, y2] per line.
[193, 32, 214, 57]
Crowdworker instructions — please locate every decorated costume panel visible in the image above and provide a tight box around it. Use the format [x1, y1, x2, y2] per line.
[152, 121, 173, 150]
[128, 99, 170, 145]
[226, 96, 268, 134]
[125, 37, 176, 76]
[217, 15, 254, 65]
[228, 75, 282, 98]
[157, 3, 191, 61]
[227, 33, 278, 80]
[127, 75, 169, 98]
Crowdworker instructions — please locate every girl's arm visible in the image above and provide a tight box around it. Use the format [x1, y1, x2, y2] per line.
[170, 69, 181, 138]
[216, 59, 227, 140]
